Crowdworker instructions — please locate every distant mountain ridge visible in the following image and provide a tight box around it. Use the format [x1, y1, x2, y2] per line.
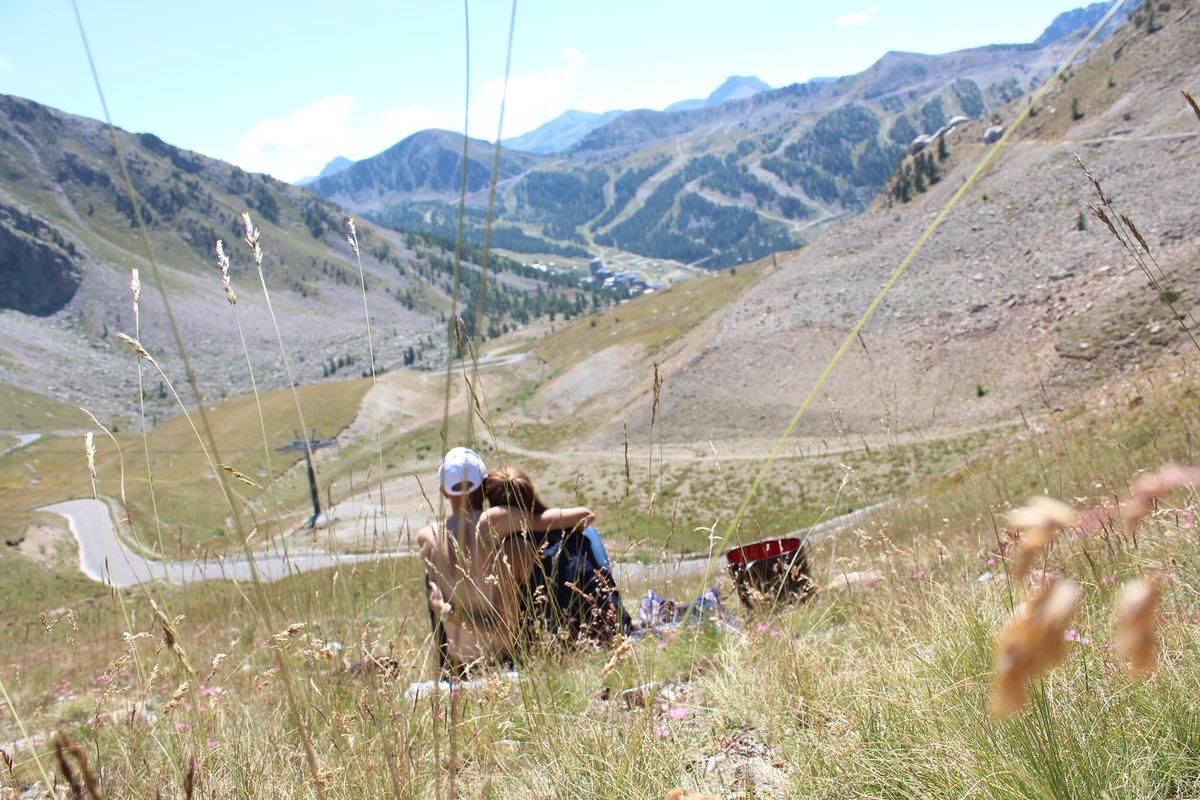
[0, 94, 601, 416]
[665, 75, 772, 112]
[305, 2, 1135, 271]
[296, 155, 353, 186]
[309, 129, 541, 210]
[503, 77, 773, 155]
[502, 109, 626, 155]
[1036, 1, 1129, 46]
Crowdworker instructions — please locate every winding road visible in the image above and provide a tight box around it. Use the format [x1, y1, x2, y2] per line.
[0, 432, 42, 458]
[40, 491, 883, 590]
[41, 498, 414, 589]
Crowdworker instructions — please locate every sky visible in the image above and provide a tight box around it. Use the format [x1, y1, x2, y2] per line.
[0, 0, 1096, 183]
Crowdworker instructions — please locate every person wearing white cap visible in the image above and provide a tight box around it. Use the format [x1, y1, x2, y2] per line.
[417, 446, 595, 678]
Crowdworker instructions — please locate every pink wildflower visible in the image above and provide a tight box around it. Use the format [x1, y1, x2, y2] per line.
[670, 706, 688, 719]
[1064, 628, 1093, 645]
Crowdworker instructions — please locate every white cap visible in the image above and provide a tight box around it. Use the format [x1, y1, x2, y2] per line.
[438, 447, 486, 496]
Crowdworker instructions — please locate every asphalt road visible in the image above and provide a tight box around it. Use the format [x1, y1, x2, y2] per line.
[41, 497, 414, 588]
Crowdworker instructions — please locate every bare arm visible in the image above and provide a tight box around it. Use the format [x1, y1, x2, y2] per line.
[479, 505, 595, 539]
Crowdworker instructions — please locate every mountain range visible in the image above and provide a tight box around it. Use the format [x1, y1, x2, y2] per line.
[3, 0, 1182, 434]
[0, 96, 601, 417]
[305, 2, 1132, 272]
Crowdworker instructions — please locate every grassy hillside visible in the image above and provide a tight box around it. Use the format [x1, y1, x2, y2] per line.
[0, 378, 372, 549]
[0, 353, 1196, 798]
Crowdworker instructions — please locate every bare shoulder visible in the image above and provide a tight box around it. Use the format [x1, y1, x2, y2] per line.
[474, 506, 511, 541]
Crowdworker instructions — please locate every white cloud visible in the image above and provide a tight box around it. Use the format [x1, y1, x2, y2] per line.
[471, 47, 587, 140]
[233, 95, 446, 182]
[0, 57, 14, 72]
[234, 48, 591, 179]
[837, 6, 876, 26]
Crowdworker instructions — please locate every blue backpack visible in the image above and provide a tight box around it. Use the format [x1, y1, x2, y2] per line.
[523, 526, 632, 645]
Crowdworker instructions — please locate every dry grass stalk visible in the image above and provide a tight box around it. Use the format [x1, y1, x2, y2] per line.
[114, 331, 155, 364]
[600, 635, 635, 681]
[992, 579, 1081, 716]
[214, 239, 237, 305]
[1184, 90, 1200, 125]
[53, 733, 102, 799]
[220, 463, 262, 489]
[240, 212, 263, 268]
[162, 681, 190, 715]
[1007, 496, 1078, 581]
[149, 597, 195, 675]
[1114, 577, 1159, 676]
[272, 622, 307, 646]
[345, 217, 360, 255]
[130, 268, 141, 329]
[203, 652, 228, 685]
[84, 432, 96, 481]
[184, 756, 197, 800]
[1122, 464, 1200, 532]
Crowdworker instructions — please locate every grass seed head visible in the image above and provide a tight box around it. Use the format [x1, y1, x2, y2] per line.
[240, 212, 263, 267]
[215, 239, 237, 305]
[992, 579, 1081, 716]
[1114, 577, 1159, 676]
[204, 653, 228, 685]
[1123, 464, 1200, 531]
[85, 432, 96, 480]
[1007, 496, 1077, 581]
[163, 681, 190, 715]
[220, 463, 261, 489]
[600, 635, 634, 681]
[114, 332, 155, 364]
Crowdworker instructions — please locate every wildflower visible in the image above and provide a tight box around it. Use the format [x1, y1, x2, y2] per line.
[1063, 628, 1092, 645]
[670, 706, 688, 720]
[207, 740, 219, 749]
[654, 726, 669, 737]
[992, 580, 1080, 716]
[1007, 496, 1077, 581]
[1114, 578, 1158, 676]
